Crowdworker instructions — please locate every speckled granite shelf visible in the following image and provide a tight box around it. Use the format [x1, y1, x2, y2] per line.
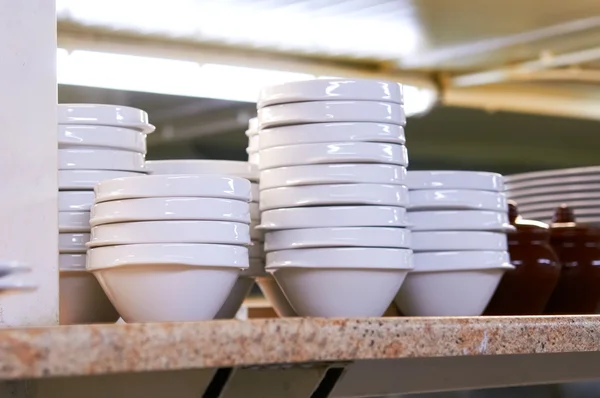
[1, 316, 600, 380]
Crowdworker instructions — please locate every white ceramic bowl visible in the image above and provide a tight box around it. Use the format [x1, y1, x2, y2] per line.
[250, 202, 260, 221]
[508, 192, 599, 207]
[412, 250, 510, 271]
[58, 211, 91, 233]
[251, 183, 259, 203]
[259, 122, 405, 150]
[88, 220, 251, 247]
[58, 125, 147, 153]
[90, 197, 250, 227]
[248, 152, 260, 166]
[266, 247, 413, 317]
[409, 189, 508, 211]
[258, 78, 403, 108]
[259, 142, 409, 170]
[59, 253, 86, 270]
[260, 205, 409, 230]
[411, 231, 507, 252]
[258, 101, 406, 128]
[506, 174, 600, 191]
[214, 276, 254, 319]
[505, 166, 600, 184]
[146, 160, 259, 181]
[58, 170, 146, 190]
[87, 243, 247, 322]
[407, 210, 512, 232]
[259, 183, 409, 211]
[407, 171, 504, 192]
[259, 164, 407, 190]
[264, 227, 411, 252]
[58, 149, 146, 172]
[247, 117, 258, 135]
[247, 135, 260, 153]
[256, 275, 298, 317]
[58, 191, 95, 211]
[58, 104, 155, 133]
[506, 183, 600, 199]
[59, 233, 90, 253]
[94, 174, 252, 203]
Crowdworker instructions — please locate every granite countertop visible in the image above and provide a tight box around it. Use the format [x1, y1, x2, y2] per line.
[1, 316, 600, 379]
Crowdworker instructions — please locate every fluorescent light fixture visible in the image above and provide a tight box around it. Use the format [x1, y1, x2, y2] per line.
[57, 49, 436, 116]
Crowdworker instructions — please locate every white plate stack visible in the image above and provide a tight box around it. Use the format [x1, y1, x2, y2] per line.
[86, 174, 252, 323]
[505, 166, 600, 224]
[145, 160, 261, 319]
[255, 78, 413, 318]
[57, 104, 153, 324]
[396, 171, 514, 316]
[246, 117, 260, 167]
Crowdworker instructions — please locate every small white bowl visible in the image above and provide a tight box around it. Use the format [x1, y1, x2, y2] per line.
[58, 170, 146, 190]
[406, 171, 504, 192]
[260, 205, 409, 230]
[59, 233, 90, 253]
[59, 211, 91, 233]
[58, 125, 147, 153]
[259, 122, 405, 150]
[250, 202, 260, 221]
[87, 243, 247, 322]
[258, 101, 406, 128]
[94, 174, 252, 203]
[264, 227, 411, 252]
[249, 242, 265, 259]
[259, 183, 409, 211]
[407, 210, 513, 232]
[88, 220, 251, 247]
[259, 142, 409, 170]
[58, 104, 155, 133]
[247, 135, 260, 153]
[258, 78, 403, 108]
[256, 275, 298, 317]
[58, 191, 95, 211]
[248, 152, 260, 166]
[266, 247, 412, 317]
[259, 164, 407, 190]
[214, 276, 254, 319]
[146, 160, 259, 182]
[58, 149, 146, 172]
[413, 250, 511, 271]
[90, 197, 250, 226]
[412, 231, 508, 252]
[251, 183, 259, 203]
[409, 189, 508, 211]
[59, 253, 86, 270]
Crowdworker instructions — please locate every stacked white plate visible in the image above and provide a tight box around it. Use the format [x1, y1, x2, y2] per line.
[58, 104, 154, 324]
[395, 171, 514, 316]
[256, 78, 413, 318]
[505, 166, 600, 225]
[246, 117, 260, 167]
[145, 159, 261, 319]
[86, 174, 251, 323]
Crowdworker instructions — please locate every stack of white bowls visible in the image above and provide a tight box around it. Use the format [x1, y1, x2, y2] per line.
[57, 104, 153, 324]
[395, 171, 514, 316]
[145, 160, 262, 319]
[246, 118, 260, 167]
[255, 78, 413, 318]
[86, 174, 251, 323]
[505, 166, 600, 225]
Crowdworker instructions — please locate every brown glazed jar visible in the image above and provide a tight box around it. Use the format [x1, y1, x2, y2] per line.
[485, 202, 561, 315]
[545, 205, 600, 314]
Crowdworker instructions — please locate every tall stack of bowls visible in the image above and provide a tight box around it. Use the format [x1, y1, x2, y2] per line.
[505, 166, 600, 225]
[57, 104, 153, 324]
[256, 78, 413, 318]
[86, 175, 252, 323]
[396, 171, 514, 316]
[145, 160, 261, 318]
[246, 118, 260, 167]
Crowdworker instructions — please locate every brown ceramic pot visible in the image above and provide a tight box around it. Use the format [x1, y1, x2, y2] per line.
[485, 202, 561, 315]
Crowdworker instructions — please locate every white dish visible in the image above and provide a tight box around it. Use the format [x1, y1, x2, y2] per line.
[59, 270, 119, 325]
[58, 104, 155, 134]
[250, 220, 264, 241]
[413, 250, 510, 271]
[258, 101, 406, 128]
[259, 123, 405, 150]
[259, 142, 409, 170]
[256, 275, 297, 317]
[259, 164, 407, 190]
[258, 78, 403, 108]
[214, 276, 254, 319]
[407, 210, 513, 232]
[58, 125, 147, 153]
[259, 183, 409, 211]
[58, 191, 95, 211]
[58, 170, 146, 190]
[249, 242, 265, 259]
[59, 253, 86, 271]
[88, 221, 251, 247]
[506, 174, 600, 191]
[407, 171, 504, 191]
[246, 117, 258, 135]
[508, 192, 600, 207]
[247, 135, 260, 153]
[58, 149, 146, 172]
[260, 205, 409, 230]
[146, 160, 258, 181]
[243, 257, 267, 277]
[506, 183, 600, 199]
[58, 211, 91, 233]
[412, 231, 507, 252]
[94, 174, 251, 203]
[59, 233, 90, 253]
[90, 197, 250, 226]
[264, 227, 411, 252]
[250, 202, 260, 221]
[505, 166, 600, 184]
[409, 189, 507, 211]
[251, 183, 259, 203]
[248, 152, 260, 166]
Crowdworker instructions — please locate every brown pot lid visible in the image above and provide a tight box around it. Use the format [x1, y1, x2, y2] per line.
[550, 204, 599, 237]
[508, 201, 550, 235]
